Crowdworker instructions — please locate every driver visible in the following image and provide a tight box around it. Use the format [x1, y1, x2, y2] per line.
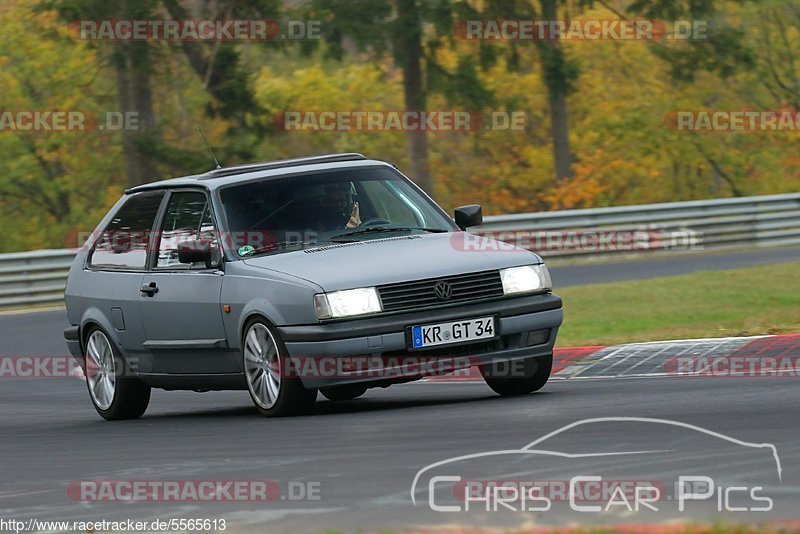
[318, 181, 360, 229]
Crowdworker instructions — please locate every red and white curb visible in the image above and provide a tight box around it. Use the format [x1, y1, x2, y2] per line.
[427, 334, 800, 382]
[5, 334, 798, 382]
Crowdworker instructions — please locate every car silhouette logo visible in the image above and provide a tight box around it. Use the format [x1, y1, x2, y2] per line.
[434, 281, 453, 300]
[410, 417, 783, 507]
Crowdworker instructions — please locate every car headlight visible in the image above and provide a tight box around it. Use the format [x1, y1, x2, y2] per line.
[314, 287, 382, 319]
[500, 264, 551, 295]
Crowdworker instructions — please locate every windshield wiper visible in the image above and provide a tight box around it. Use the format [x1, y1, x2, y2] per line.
[330, 226, 447, 242]
[240, 240, 318, 257]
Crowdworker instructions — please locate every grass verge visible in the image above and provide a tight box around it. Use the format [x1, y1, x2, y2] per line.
[555, 261, 800, 347]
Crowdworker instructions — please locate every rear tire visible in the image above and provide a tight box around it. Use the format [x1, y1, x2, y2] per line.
[480, 354, 552, 396]
[84, 326, 150, 420]
[320, 385, 368, 401]
[243, 318, 317, 417]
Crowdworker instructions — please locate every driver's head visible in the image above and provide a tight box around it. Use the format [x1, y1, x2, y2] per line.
[319, 181, 355, 219]
[296, 181, 356, 230]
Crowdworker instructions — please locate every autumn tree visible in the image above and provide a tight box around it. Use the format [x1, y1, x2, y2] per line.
[160, 0, 281, 164]
[41, 0, 161, 187]
[0, 2, 122, 250]
[309, 0, 493, 194]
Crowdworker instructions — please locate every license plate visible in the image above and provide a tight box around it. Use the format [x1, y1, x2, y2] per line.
[410, 316, 496, 349]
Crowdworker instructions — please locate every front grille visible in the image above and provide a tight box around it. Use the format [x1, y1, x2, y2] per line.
[377, 270, 504, 312]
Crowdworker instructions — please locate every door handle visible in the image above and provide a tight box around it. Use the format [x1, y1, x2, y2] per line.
[140, 282, 159, 296]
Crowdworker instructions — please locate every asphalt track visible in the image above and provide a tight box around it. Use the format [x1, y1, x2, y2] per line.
[1, 247, 799, 532]
[548, 244, 800, 286]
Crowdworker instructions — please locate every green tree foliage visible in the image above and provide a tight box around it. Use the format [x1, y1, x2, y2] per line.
[307, 0, 495, 193]
[1, 0, 799, 252]
[0, 3, 121, 250]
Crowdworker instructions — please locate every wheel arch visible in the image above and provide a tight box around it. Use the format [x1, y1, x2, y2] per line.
[235, 299, 288, 351]
[79, 309, 123, 357]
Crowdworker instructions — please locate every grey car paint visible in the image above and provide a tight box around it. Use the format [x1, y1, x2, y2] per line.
[64, 157, 563, 394]
[241, 232, 542, 292]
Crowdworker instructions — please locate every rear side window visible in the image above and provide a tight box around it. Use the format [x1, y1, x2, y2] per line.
[90, 192, 164, 270]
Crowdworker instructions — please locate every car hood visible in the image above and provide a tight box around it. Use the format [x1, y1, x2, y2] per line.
[242, 232, 542, 291]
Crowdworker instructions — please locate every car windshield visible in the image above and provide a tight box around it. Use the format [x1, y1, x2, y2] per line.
[218, 166, 456, 256]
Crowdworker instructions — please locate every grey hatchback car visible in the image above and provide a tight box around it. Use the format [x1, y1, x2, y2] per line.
[64, 153, 563, 419]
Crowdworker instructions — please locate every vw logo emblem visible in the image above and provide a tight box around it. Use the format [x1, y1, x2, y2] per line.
[434, 281, 453, 300]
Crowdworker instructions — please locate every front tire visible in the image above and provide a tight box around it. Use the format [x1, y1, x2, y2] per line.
[320, 385, 368, 401]
[84, 327, 150, 420]
[480, 354, 552, 396]
[243, 318, 317, 417]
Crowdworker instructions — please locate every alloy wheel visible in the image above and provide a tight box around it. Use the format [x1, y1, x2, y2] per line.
[86, 330, 116, 410]
[244, 323, 282, 409]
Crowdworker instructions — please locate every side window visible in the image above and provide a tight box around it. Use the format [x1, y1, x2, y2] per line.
[156, 191, 220, 269]
[90, 192, 164, 270]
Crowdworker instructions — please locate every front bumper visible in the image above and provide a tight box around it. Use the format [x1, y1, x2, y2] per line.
[278, 293, 563, 389]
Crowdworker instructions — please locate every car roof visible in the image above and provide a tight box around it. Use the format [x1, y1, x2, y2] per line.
[125, 153, 395, 194]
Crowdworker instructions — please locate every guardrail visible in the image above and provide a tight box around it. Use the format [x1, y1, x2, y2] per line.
[478, 192, 800, 258]
[0, 249, 77, 309]
[1, 192, 799, 309]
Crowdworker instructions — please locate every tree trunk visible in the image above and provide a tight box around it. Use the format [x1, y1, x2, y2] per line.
[160, 0, 225, 127]
[113, 40, 158, 187]
[546, 84, 572, 180]
[395, 0, 433, 194]
[538, 0, 573, 181]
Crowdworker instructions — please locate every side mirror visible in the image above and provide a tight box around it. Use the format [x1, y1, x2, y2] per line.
[454, 204, 483, 230]
[177, 239, 216, 268]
